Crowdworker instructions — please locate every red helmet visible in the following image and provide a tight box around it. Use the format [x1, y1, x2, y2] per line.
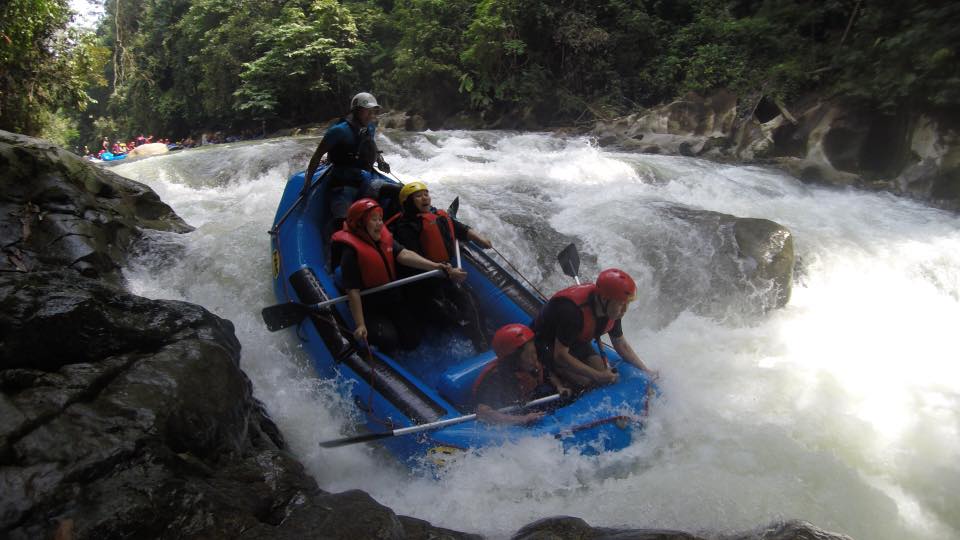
[492, 324, 535, 359]
[596, 268, 637, 302]
[346, 198, 382, 231]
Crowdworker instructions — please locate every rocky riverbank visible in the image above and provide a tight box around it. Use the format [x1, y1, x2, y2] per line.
[376, 92, 959, 213]
[2, 130, 850, 539]
[586, 91, 960, 212]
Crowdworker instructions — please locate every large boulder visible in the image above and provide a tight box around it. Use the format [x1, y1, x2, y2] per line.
[633, 204, 795, 325]
[513, 517, 853, 540]
[0, 131, 191, 284]
[125, 142, 169, 158]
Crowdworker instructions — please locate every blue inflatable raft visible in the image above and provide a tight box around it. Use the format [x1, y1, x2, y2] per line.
[268, 165, 656, 469]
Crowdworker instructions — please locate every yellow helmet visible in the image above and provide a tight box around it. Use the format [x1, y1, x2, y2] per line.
[399, 181, 428, 204]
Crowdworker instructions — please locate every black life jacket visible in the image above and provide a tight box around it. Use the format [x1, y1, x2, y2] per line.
[327, 118, 379, 171]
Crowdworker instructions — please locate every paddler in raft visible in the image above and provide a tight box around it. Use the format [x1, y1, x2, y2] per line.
[474, 324, 571, 425]
[332, 198, 466, 353]
[387, 180, 492, 351]
[534, 268, 657, 390]
[303, 92, 397, 236]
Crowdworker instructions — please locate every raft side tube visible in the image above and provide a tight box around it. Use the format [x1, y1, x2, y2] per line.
[290, 266, 447, 424]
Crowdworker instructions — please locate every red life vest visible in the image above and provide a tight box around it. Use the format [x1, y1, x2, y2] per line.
[418, 210, 456, 263]
[471, 358, 544, 404]
[331, 225, 396, 289]
[554, 284, 616, 344]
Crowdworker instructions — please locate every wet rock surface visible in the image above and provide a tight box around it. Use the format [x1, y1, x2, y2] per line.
[590, 94, 960, 212]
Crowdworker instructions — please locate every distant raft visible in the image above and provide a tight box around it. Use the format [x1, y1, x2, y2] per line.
[268, 164, 657, 470]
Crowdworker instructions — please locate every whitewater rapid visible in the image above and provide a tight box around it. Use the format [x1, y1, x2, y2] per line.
[113, 132, 960, 540]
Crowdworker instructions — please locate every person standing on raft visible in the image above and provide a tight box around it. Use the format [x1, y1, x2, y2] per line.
[332, 198, 466, 353]
[303, 92, 394, 234]
[533, 268, 656, 390]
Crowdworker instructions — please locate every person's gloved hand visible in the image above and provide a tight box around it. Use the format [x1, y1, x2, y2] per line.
[377, 157, 391, 174]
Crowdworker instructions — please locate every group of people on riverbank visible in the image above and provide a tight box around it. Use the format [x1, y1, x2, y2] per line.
[306, 92, 657, 426]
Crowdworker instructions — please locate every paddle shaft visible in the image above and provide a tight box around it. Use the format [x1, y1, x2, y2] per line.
[320, 393, 561, 448]
[305, 269, 444, 311]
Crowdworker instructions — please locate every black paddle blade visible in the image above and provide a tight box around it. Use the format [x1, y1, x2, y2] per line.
[557, 243, 580, 279]
[319, 430, 393, 448]
[261, 302, 311, 332]
[447, 196, 460, 219]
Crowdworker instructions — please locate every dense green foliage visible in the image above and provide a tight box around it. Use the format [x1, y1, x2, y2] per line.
[1, 0, 957, 148]
[0, 0, 107, 136]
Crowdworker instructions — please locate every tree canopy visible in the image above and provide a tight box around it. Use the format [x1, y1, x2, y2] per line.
[1, 0, 957, 149]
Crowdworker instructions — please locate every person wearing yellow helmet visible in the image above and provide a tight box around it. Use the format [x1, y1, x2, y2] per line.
[388, 181, 492, 351]
[302, 92, 394, 234]
[533, 268, 655, 389]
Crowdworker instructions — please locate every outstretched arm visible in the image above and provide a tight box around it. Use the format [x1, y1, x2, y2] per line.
[303, 140, 332, 195]
[611, 335, 657, 378]
[396, 250, 467, 283]
[476, 404, 544, 425]
[347, 289, 367, 343]
[466, 229, 492, 249]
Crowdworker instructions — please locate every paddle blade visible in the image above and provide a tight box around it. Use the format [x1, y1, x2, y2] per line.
[319, 430, 393, 448]
[447, 196, 460, 219]
[557, 243, 580, 279]
[261, 302, 311, 332]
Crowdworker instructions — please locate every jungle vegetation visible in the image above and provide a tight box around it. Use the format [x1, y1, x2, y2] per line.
[1, 0, 957, 149]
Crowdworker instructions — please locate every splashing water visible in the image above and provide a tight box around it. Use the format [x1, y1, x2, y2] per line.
[114, 132, 960, 540]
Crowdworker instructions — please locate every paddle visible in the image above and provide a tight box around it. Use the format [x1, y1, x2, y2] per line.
[262, 269, 443, 332]
[557, 242, 581, 285]
[319, 393, 561, 448]
[447, 197, 462, 268]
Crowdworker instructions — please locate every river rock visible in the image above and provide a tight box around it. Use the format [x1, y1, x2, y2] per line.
[634, 204, 794, 324]
[125, 142, 169, 158]
[513, 517, 852, 540]
[0, 130, 192, 284]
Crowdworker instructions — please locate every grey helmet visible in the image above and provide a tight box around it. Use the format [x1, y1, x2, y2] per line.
[350, 92, 380, 110]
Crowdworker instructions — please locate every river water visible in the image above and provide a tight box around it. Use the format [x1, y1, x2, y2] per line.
[112, 132, 960, 540]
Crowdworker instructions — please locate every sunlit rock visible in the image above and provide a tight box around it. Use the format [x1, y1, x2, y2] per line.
[126, 142, 169, 158]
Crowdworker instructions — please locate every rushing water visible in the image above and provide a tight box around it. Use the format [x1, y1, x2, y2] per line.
[112, 131, 960, 540]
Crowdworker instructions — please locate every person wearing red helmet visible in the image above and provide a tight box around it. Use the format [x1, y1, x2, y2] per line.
[533, 268, 654, 389]
[473, 324, 570, 425]
[332, 198, 467, 353]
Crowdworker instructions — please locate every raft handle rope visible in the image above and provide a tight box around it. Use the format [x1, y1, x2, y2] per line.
[490, 245, 548, 301]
